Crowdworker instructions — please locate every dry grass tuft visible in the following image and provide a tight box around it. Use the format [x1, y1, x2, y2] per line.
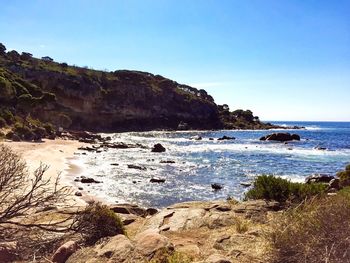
[268, 187, 350, 263]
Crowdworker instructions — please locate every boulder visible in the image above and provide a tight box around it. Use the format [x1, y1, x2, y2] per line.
[151, 143, 166, 153]
[211, 183, 223, 190]
[0, 241, 17, 263]
[109, 204, 147, 217]
[150, 178, 166, 183]
[127, 164, 146, 170]
[160, 160, 175, 164]
[260, 133, 300, 142]
[52, 241, 78, 263]
[134, 230, 174, 258]
[328, 178, 340, 190]
[305, 174, 334, 184]
[190, 135, 202, 140]
[217, 135, 235, 141]
[74, 191, 82, 197]
[80, 177, 100, 184]
[11, 133, 21, 142]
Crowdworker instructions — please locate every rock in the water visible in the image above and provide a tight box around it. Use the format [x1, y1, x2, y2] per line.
[80, 177, 100, 184]
[160, 160, 175, 164]
[240, 182, 251, 187]
[128, 164, 146, 170]
[305, 174, 334, 184]
[217, 135, 235, 141]
[151, 143, 166, 153]
[52, 241, 78, 263]
[75, 191, 82, 197]
[211, 183, 223, 190]
[190, 135, 202, 140]
[134, 230, 174, 258]
[150, 178, 166, 183]
[260, 132, 300, 142]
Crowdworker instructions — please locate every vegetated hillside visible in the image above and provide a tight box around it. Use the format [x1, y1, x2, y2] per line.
[0, 43, 274, 134]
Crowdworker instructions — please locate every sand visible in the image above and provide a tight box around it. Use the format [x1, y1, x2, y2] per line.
[2, 139, 88, 207]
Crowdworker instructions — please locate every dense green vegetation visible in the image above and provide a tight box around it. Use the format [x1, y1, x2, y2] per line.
[245, 175, 327, 203]
[73, 202, 125, 245]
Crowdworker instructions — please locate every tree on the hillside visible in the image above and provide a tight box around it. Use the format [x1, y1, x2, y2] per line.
[0, 43, 6, 55]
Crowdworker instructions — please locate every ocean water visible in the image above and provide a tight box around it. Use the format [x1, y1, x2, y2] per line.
[70, 121, 350, 208]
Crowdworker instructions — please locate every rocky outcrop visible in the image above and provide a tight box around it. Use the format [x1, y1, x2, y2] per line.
[66, 231, 174, 263]
[260, 133, 300, 142]
[52, 241, 78, 263]
[151, 143, 166, 153]
[305, 174, 334, 184]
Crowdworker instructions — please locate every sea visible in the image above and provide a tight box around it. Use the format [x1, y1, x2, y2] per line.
[69, 121, 350, 208]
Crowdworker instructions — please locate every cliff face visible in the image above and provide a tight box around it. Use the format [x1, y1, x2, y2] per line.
[0, 45, 272, 132]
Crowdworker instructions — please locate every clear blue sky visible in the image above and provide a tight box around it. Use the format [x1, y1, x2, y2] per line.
[1, 0, 349, 121]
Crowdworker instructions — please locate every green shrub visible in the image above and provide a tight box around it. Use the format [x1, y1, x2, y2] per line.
[0, 109, 14, 124]
[337, 164, 350, 187]
[244, 175, 326, 203]
[269, 187, 350, 263]
[13, 124, 34, 141]
[43, 122, 55, 135]
[73, 202, 125, 245]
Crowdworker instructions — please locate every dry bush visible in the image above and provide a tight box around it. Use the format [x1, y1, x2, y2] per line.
[0, 144, 72, 260]
[269, 188, 350, 263]
[72, 202, 125, 245]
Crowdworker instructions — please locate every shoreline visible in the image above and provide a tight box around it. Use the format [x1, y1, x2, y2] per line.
[2, 139, 90, 207]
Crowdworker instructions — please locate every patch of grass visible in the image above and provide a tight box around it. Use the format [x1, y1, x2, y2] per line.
[244, 175, 326, 203]
[234, 216, 249, 233]
[269, 187, 350, 263]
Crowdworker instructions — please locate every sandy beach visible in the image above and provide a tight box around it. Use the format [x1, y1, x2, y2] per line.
[3, 139, 88, 207]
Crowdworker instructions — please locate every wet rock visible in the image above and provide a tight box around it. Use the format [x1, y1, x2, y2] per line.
[240, 182, 251, 187]
[128, 164, 146, 170]
[190, 135, 202, 140]
[151, 143, 166, 153]
[209, 138, 214, 140]
[52, 241, 78, 263]
[329, 178, 340, 190]
[160, 160, 175, 164]
[150, 178, 166, 183]
[78, 187, 83, 190]
[110, 163, 119, 166]
[211, 183, 223, 190]
[80, 177, 101, 184]
[75, 191, 82, 197]
[217, 135, 235, 141]
[305, 174, 334, 184]
[260, 132, 300, 142]
[315, 146, 327, 150]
